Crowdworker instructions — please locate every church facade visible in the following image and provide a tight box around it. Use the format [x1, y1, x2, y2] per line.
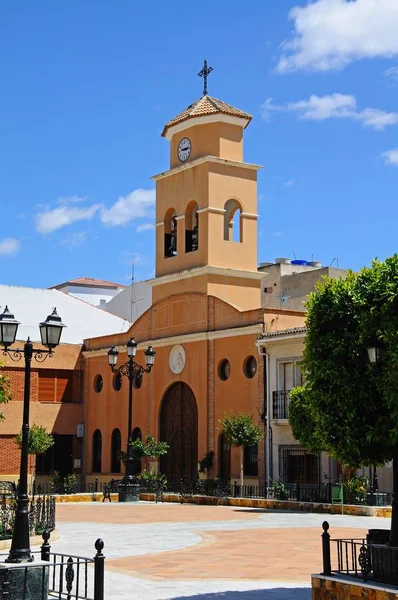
[83, 93, 306, 487]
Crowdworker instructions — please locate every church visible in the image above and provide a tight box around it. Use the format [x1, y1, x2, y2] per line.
[82, 76, 307, 488]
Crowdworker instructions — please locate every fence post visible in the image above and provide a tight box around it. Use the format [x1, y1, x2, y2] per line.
[95, 478, 98, 493]
[296, 481, 300, 502]
[94, 538, 105, 600]
[322, 521, 332, 576]
[41, 529, 51, 562]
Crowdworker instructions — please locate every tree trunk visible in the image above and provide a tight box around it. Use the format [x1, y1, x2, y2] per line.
[390, 444, 398, 545]
[240, 447, 244, 496]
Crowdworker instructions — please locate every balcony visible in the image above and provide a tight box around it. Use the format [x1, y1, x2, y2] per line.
[272, 390, 291, 420]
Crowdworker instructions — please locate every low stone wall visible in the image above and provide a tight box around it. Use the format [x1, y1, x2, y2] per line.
[312, 575, 398, 599]
[51, 491, 392, 517]
[0, 530, 60, 551]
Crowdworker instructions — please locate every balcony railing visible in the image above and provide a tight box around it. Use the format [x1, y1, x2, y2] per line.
[273, 390, 291, 419]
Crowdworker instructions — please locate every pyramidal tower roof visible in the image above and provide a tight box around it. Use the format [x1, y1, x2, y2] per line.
[162, 95, 252, 138]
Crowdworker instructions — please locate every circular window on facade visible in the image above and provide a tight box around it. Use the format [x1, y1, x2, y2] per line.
[244, 356, 257, 379]
[113, 372, 122, 392]
[218, 359, 231, 381]
[133, 373, 143, 389]
[94, 374, 103, 393]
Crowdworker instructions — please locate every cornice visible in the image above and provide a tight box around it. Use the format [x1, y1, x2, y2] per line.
[148, 265, 264, 287]
[151, 155, 262, 182]
[83, 323, 264, 358]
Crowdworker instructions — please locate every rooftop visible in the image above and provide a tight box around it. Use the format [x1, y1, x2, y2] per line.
[50, 277, 126, 290]
[162, 95, 252, 137]
[0, 285, 130, 345]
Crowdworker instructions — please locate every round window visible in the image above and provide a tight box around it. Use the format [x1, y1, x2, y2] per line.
[94, 374, 103, 393]
[218, 359, 231, 381]
[133, 373, 143, 389]
[113, 372, 122, 392]
[244, 356, 257, 379]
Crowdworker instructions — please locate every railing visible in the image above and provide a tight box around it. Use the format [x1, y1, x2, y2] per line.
[34, 480, 104, 496]
[0, 531, 105, 599]
[321, 520, 398, 585]
[0, 494, 55, 540]
[272, 390, 291, 419]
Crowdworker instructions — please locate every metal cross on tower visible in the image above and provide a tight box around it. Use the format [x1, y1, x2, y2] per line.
[198, 59, 213, 96]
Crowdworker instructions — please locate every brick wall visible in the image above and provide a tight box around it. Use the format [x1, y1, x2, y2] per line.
[0, 435, 21, 475]
[3, 368, 39, 402]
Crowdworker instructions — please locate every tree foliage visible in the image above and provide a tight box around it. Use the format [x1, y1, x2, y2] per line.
[289, 256, 398, 468]
[219, 413, 263, 489]
[15, 424, 54, 455]
[0, 364, 12, 421]
[121, 435, 169, 463]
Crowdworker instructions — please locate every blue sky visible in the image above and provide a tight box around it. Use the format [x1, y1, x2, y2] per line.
[1, 0, 397, 288]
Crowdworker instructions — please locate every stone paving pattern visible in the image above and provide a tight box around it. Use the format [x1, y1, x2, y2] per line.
[45, 502, 391, 599]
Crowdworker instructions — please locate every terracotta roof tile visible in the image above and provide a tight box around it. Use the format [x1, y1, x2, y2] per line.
[162, 95, 252, 137]
[50, 277, 126, 289]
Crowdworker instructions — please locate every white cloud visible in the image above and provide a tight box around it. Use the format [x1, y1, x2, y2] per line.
[58, 232, 87, 247]
[57, 195, 88, 206]
[101, 189, 156, 226]
[0, 237, 20, 256]
[36, 204, 100, 234]
[262, 94, 398, 130]
[136, 223, 155, 233]
[277, 0, 398, 73]
[382, 148, 398, 166]
[284, 179, 296, 187]
[272, 231, 283, 237]
[385, 66, 398, 82]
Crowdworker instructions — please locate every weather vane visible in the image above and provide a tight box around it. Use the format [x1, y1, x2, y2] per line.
[198, 59, 213, 96]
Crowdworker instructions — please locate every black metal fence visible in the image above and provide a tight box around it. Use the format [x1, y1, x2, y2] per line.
[321, 520, 398, 585]
[0, 494, 55, 541]
[35, 481, 104, 496]
[0, 532, 105, 599]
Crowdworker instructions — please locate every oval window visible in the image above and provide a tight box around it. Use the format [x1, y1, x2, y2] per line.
[113, 372, 122, 392]
[94, 374, 103, 393]
[244, 356, 257, 379]
[218, 359, 231, 381]
[133, 373, 143, 389]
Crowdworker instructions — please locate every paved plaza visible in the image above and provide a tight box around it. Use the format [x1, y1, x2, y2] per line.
[43, 502, 389, 599]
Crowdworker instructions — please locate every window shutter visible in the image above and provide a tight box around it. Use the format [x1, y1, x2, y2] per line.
[38, 370, 56, 402]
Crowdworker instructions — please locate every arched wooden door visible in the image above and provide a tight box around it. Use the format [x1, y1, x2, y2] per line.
[160, 383, 198, 484]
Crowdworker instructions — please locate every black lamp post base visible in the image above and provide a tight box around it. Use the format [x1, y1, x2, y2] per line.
[118, 481, 140, 503]
[0, 561, 49, 599]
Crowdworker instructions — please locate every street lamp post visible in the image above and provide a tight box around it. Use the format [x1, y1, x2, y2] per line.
[0, 306, 65, 563]
[108, 339, 155, 502]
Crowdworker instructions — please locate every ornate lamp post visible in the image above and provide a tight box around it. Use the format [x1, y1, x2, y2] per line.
[0, 306, 65, 563]
[366, 341, 384, 496]
[108, 339, 155, 502]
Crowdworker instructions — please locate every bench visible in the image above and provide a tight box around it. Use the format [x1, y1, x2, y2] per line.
[102, 479, 122, 502]
[141, 479, 166, 504]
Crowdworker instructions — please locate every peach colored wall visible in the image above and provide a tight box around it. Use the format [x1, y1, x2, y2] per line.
[169, 122, 243, 169]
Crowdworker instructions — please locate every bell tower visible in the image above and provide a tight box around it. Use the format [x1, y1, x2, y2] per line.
[151, 65, 263, 311]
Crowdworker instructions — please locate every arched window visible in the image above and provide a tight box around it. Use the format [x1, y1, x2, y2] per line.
[110, 428, 121, 473]
[223, 199, 242, 243]
[164, 208, 177, 257]
[92, 429, 102, 473]
[132, 427, 142, 475]
[185, 201, 199, 253]
[244, 444, 258, 477]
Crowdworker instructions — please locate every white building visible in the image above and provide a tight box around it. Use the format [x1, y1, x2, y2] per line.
[49, 277, 125, 308]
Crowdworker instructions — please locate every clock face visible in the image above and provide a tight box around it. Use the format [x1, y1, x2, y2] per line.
[177, 137, 191, 162]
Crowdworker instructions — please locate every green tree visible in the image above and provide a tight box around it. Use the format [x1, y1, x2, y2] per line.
[121, 435, 169, 463]
[0, 363, 12, 419]
[219, 413, 263, 491]
[15, 424, 55, 483]
[289, 255, 398, 543]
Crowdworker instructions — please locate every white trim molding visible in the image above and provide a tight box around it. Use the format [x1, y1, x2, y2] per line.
[83, 323, 264, 358]
[241, 212, 259, 220]
[155, 221, 164, 228]
[151, 155, 263, 182]
[175, 215, 185, 221]
[163, 114, 251, 140]
[197, 207, 226, 215]
[149, 265, 264, 287]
